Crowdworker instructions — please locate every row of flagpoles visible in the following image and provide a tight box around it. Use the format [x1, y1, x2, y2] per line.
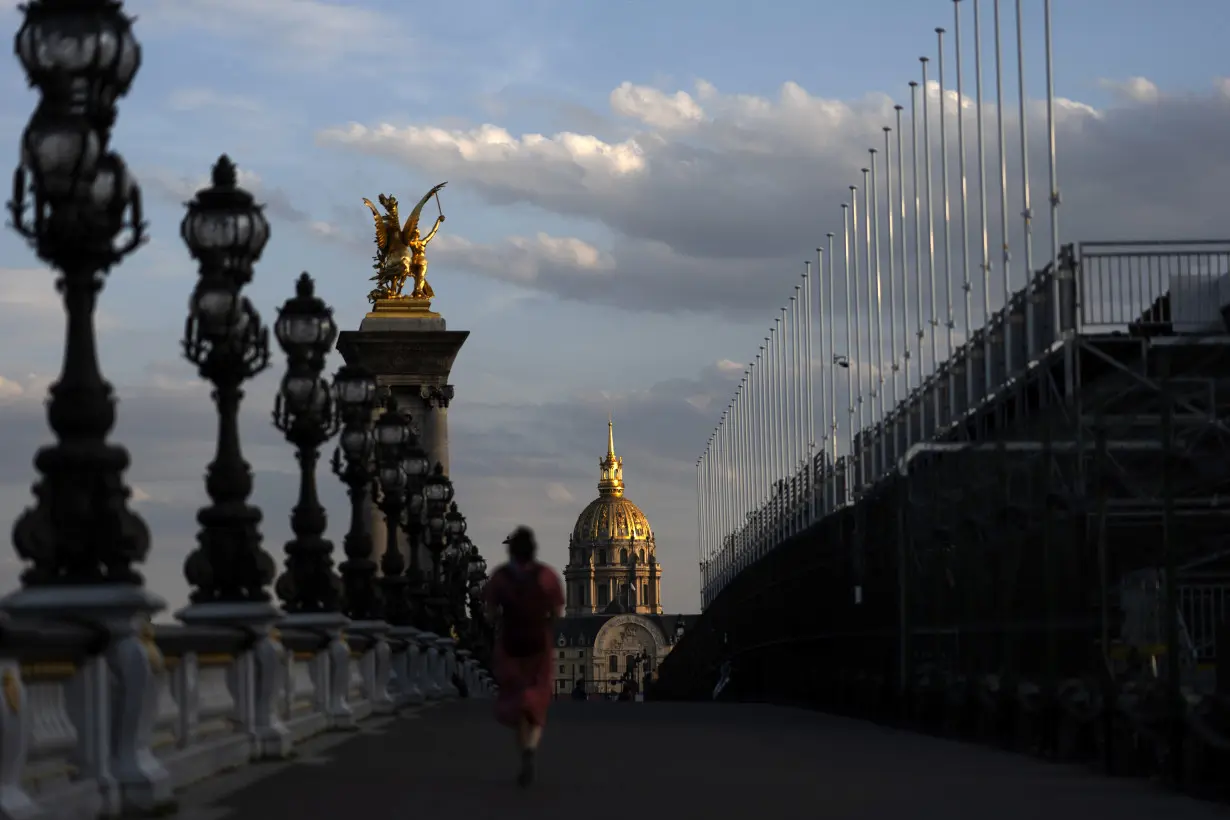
[697, 0, 1063, 608]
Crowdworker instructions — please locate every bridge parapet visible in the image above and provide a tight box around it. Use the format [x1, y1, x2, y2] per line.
[0, 622, 494, 820]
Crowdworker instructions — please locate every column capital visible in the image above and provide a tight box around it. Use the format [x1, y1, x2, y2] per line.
[419, 384, 455, 409]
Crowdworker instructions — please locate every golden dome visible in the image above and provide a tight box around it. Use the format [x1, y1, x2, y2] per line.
[570, 419, 654, 545]
[572, 494, 653, 544]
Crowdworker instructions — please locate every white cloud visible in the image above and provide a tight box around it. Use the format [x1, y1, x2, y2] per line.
[1098, 76, 1160, 105]
[434, 233, 614, 285]
[610, 82, 705, 131]
[317, 76, 1230, 323]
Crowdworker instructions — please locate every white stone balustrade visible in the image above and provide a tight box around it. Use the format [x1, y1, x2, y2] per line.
[0, 620, 486, 820]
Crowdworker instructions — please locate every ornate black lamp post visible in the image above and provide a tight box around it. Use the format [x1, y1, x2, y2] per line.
[5, 0, 153, 596]
[449, 536, 478, 637]
[420, 464, 454, 633]
[180, 156, 275, 609]
[422, 465, 455, 577]
[445, 503, 467, 555]
[372, 395, 413, 625]
[272, 273, 342, 615]
[399, 442, 431, 626]
[331, 365, 380, 622]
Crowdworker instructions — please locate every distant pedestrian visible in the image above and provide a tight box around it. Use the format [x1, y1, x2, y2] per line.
[483, 526, 565, 787]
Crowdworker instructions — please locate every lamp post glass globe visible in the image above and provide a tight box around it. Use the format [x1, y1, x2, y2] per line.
[15, 1, 141, 101]
[334, 365, 377, 411]
[401, 449, 430, 481]
[378, 463, 405, 492]
[280, 374, 327, 416]
[273, 273, 337, 362]
[180, 156, 269, 279]
[20, 111, 102, 201]
[339, 427, 371, 462]
[375, 408, 411, 450]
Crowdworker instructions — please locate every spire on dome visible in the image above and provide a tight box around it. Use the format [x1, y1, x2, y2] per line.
[597, 417, 624, 497]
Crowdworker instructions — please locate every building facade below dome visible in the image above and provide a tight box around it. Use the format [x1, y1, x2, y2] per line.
[552, 419, 696, 698]
[563, 420, 662, 617]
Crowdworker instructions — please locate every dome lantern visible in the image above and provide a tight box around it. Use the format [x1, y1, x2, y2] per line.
[597, 414, 624, 497]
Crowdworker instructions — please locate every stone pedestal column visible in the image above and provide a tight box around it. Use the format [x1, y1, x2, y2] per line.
[337, 307, 468, 574]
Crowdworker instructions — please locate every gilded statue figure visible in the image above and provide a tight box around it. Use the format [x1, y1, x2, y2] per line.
[363, 181, 447, 304]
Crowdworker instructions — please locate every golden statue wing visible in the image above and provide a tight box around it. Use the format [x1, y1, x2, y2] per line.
[362, 197, 389, 251]
[401, 182, 447, 243]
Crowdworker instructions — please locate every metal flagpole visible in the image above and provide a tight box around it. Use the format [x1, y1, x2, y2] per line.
[870, 149, 886, 479]
[710, 427, 719, 584]
[806, 256, 816, 518]
[768, 322, 779, 543]
[842, 202, 856, 502]
[954, 0, 974, 405]
[731, 402, 738, 565]
[883, 127, 899, 422]
[731, 384, 741, 567]
[860, 167, 875, 482]
[921, 56, 940, 429]
[698, 452, 708, 599]
[804, 263, 816, 525]
[1044, 0, 1062, 336]
[778, 308, 789, 535]
[974, 0, 993, 390]
[716, 414, 725, 577]
[708, 439, 716, 591]
[895, 106, 912, 451]
[792, 288, 802, 471]
[797, 282, 806, 513]
[1015, 0, 1036, 357]
[814, 253, 825, 516]
[792, 291, 801, 528]
[849, 186, 864, 491]
[723, 410, 732, 576]
[742, 368, 752, 548]
[792, 295, 801, 484]
[724, 410, 732, 573]
[753, 348, 762, 551]
[701, 438, 709, 585]
[937, 28, 955, 363]
[742, 356, 752, 550]
[737, 379, 748, 564]
[909, 81, 926, 438]
[993, 0, 1013, 378]
[729, 398, 739, 568]
[744, 373, 753, 558]
[937, 27, 957, 424]
[825, 233, 838, 513]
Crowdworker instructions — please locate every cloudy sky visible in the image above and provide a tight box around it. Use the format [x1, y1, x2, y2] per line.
[0, 0, 1226, 615]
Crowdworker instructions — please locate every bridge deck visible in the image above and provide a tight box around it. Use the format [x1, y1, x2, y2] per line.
[177, 701, 1227, 820]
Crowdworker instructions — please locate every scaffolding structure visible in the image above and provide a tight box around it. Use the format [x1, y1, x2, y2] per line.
[664, 241, 1230, 793]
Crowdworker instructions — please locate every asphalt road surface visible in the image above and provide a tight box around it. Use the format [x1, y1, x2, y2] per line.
[177, 699, 1230, 820]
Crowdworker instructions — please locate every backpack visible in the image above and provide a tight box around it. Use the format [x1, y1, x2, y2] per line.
[499, 564, 551, 658]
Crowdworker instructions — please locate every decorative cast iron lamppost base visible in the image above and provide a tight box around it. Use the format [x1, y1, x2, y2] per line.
[174, 155, 290, 760]
[1, 1, 173, 812]
[271, 272, 355, 729]
[328, 363, 395, 713]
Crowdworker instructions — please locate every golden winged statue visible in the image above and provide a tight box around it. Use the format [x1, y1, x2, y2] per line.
[363, 182, 447, 304]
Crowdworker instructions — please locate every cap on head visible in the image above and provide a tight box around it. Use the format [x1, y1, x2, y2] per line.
[504, 526, 537, 562]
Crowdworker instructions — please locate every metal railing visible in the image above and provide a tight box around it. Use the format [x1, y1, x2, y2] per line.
[701, 239, 1230, 607]
[1076, 240, 1230, 334]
